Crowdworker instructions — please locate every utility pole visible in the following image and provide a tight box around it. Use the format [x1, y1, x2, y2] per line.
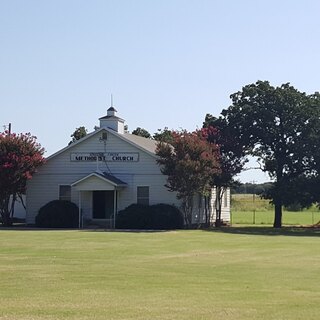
[3, 123, 11, 135]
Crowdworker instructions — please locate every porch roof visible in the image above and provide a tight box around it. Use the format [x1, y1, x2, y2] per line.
[71, 171, 127, 191]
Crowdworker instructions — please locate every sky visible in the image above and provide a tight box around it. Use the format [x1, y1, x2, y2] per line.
[1, 0, 320, 183]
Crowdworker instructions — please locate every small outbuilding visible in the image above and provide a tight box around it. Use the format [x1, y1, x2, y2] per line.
[26, 108, 230, 227]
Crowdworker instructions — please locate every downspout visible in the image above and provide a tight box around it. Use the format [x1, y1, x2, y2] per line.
[113, 189, 117, 229]
[78, 191, 82, 229]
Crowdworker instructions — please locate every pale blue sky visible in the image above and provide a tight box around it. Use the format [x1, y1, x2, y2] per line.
[1, 0, 320, 183]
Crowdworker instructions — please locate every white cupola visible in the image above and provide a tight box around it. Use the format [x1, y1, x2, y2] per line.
[99, 107, 125, 134]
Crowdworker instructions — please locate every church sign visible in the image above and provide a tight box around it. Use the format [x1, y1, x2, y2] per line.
[70, 152, 139, 162]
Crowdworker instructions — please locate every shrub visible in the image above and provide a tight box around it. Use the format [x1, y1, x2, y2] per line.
[116, 203, 183, 230]
[151, 204, 184, 230]
[35, 200, 79, 228]
[115, 204, 152, 229]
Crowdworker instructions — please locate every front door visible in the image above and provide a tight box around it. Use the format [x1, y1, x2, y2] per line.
[92, 190, 114, 219]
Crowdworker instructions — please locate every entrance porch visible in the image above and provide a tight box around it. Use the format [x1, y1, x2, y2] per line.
[71, 172, 127, 228]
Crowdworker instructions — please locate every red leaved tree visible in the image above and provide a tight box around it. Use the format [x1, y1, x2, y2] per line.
[156, 130, 220, 226]
[0, 131, 45, 226]
[202, 119, 248, 226]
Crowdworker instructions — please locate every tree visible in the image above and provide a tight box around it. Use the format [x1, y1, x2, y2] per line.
[232, 182, 273, 195]
[220, 81, 320, 227]
[69, 126, 87, 145]
[131, 127, 151, 139]
[0, 132, 45, 226]
[156, 130, 220, 226]
[201, 122, 248, 226]
[153, 127, 173, 143]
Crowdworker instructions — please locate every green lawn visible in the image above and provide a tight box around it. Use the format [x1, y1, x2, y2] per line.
[0, 229, 319, 319]
[231, 194, 320, 225]
[231, 210, 320, 225]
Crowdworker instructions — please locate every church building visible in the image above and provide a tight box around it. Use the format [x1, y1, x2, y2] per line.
[26, 107, 230, 227]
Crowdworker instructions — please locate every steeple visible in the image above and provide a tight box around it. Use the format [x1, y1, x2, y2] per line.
[107, 106, 117, 117]
[99, 106, 125, 134]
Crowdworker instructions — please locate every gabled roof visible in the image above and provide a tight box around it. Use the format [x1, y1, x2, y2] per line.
[95, 172, 127, 186]
[120, 132, 158, 155]
[46, 127, 159, 160]
[46, 128, 104, 160]
[99, 115, 125, 121]
[71, 171, 127, 188]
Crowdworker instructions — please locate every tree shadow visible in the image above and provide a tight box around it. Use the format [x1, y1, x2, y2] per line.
[0, 225, 170, 233]
[2, 225, 320, 237]
[202, 226, 320, 237]
[81, 228, 169, 233]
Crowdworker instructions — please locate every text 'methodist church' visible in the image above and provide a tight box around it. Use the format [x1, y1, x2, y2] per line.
[26, 107, 230, 226]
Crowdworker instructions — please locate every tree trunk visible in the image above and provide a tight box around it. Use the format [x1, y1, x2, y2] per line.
[273, 201, 282, 228]
[182, 196, 193, 227]
[215, 187, 223, 227]
[0, 211, 12, 227]
[203, 195, 210, 226]
[274, 168, 284, 228]
[0, 196, 13, 226]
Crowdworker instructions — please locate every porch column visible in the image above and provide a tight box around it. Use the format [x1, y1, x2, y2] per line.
[78, 191, 82, 229]
[113, 189, 117, 229]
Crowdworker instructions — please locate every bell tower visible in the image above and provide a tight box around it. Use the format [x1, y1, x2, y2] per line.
[99, 107, 125, 134]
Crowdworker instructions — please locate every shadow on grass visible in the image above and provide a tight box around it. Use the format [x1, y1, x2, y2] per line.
[202, 226, 320, 237]
[1, 225, 319, 237]
[80, 228, 170, 233]
[0, 225, 170, 233]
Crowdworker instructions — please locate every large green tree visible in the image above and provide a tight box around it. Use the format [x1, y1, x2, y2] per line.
[220, 81, 320, 227]
[0, 132, 45, 226]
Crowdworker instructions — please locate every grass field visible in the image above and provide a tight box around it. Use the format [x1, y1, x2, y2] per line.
[0, 229, 319, 319]
[231, 194, 320, 225]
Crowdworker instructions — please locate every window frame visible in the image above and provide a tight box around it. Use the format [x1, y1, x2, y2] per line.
[137, 186, 149, 206]
[59, 185, 71, 202]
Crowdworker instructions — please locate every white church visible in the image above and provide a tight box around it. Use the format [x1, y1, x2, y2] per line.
[26, 107, 230, 227]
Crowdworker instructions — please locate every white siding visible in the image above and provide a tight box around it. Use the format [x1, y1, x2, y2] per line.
[209, 188, 231, 223]
[26, 128, 230, 225]
[40, 131, 159, 176]
[190, 188, 231, 225]
[26, 130, 180, 224]
[73, 176, 115, 191]
[11, 195, 26, 219]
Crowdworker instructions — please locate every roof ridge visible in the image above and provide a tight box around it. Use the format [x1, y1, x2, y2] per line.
[46, 127, 158, 161]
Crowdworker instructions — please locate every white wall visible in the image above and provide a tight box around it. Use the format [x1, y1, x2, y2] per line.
[26, 130, 180, 224]
[11, 195, 26, 219]
[26, 129, 230, 225]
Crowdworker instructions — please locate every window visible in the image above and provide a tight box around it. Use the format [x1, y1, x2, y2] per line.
[137, 186, 149, 205]
[59, 185, 71, 202]
[101, 132, 108, 140]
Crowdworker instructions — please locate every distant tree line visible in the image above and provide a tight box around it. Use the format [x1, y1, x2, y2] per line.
[232, 182, 273, 195]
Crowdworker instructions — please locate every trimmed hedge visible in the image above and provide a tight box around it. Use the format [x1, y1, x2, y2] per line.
[116, 203, 183, 230]
[35, 200, 79, 228]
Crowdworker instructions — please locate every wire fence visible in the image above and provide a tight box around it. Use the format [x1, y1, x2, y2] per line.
[231, 194, 320, 226]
